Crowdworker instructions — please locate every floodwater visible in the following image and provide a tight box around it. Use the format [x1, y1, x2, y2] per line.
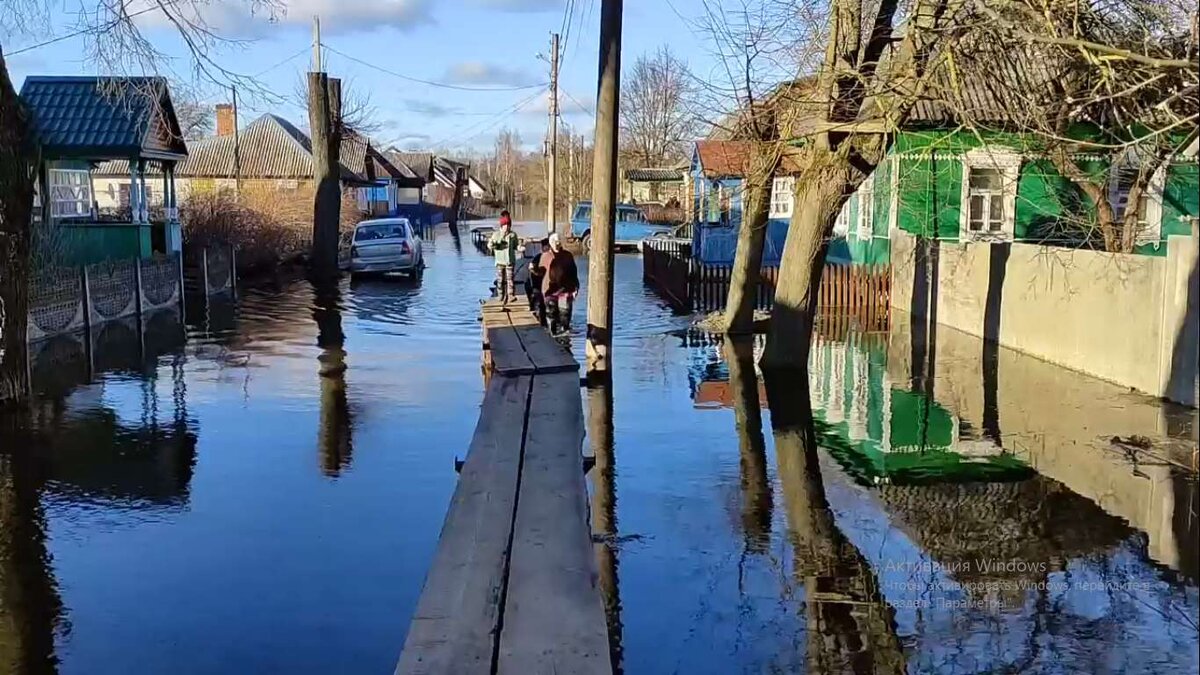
[1, 221, 1196, 674]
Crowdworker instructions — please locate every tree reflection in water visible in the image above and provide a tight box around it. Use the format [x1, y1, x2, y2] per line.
[724, 337, 772, 558]
[762, 366, 907, 675]
[313, 281, 354, 477]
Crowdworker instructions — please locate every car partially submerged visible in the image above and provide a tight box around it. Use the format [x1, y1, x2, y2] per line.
[344, 218, 424, 278]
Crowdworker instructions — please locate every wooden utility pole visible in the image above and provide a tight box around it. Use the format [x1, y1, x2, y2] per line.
[307, 15, 342, 278]
[231, 85, 241, 195]
[585, 0, 622, 373]
[546, 32, 560, 235]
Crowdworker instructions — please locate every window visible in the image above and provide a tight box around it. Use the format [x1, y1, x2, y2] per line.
[959, 148, 1021, 242]
[1109, 165, 1165, 247]
[856, 174, 875, 240]
[706, 183, 724, 224]
[49, 169, 92, 218]
[833, 200, 851, 236]
[770, 176, 795, 218]
[574, 204, 592, 222]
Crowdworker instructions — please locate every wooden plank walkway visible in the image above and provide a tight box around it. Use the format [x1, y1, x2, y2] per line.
[397, 300, 610, 675]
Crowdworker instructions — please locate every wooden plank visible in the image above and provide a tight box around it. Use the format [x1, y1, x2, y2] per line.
[487, 326, 537, 376]
[513, 326, 578, 373]
[396, 375, 532, 675]
[498, 372, 612, 675]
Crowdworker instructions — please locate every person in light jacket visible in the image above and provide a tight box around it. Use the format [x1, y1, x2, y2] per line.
[487, 212, 520, 302]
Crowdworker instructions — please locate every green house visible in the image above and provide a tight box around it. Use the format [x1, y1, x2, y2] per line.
[824, 75, 1199, 265]
[21, 76, 188, 266]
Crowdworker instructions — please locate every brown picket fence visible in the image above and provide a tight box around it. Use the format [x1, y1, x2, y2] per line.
[642, 239, 890, 328]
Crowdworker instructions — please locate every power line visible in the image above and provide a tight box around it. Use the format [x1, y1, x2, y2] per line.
[323, 45, 548, 93]
[562, 90, 594, 117]
[7, 0, 187, 56]
[428, 88, 546, 149]
[253, 47, 309, 78]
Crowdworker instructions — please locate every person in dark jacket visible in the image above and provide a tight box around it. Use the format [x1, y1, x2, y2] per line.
[526, 238, 551, 325]
[539, 233, 579, 335]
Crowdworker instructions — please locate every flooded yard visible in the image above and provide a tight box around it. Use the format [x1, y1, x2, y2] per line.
[1, 221, 1196, 674]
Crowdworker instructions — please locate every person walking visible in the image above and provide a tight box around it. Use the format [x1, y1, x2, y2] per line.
[540, 232, 579, 335]
[526, 237, 551, 325]
[487, 212, 520, 303]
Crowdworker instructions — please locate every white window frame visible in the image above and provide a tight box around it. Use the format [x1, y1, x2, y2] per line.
[833, 199, 851, 237]
[769, 176, 795, 219]
[856, 173, 875, 240]
[959, 147, 1021, 242]
[48, 168, 92, 219]
[1108, 164, 1166, 247]
[888, 155, 900, 235]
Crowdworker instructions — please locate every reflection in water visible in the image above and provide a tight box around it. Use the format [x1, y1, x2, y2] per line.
[0, 426, 64, 675]
[724, 338, 772, 555]
[586, 375, 623, 672]
[763, 368, 907, 675]
[314, 282, 354, 477]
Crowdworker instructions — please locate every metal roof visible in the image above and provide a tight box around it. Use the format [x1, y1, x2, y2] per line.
[20, 76, 188, 161]
[625, 167, 685, 182]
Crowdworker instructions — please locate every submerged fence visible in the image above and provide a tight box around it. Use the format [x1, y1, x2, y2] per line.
[28, 245, 236, 343]
[642, 238, 891, 328]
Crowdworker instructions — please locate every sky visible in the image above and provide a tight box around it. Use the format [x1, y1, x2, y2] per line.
[2, 0, 738, 153]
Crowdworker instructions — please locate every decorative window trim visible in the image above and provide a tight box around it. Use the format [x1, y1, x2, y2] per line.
[959, 147, 1022, 243]
[48, 168, 92, 219]
[770, 176, 795, 219]
[888, 155, 900, 235]
[833, 198, 851, 237]
[856, 173, 875, 240]
[1108, 164, 1166, 248]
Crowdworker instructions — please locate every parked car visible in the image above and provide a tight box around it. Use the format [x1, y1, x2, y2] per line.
[569, 201, 674, 251]
[344, 217, 424, 278]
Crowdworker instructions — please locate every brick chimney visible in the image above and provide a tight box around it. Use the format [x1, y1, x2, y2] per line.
[215, 104, 235, 137]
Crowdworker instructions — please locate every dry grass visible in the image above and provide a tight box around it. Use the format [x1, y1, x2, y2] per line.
[181, 184, 364, 274]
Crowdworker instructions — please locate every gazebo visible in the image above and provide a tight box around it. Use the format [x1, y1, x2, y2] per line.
[20, 76, 188, 264]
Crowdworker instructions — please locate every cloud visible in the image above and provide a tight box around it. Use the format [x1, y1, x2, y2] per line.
[404, 99, 460, 116]
[443, 61, 538, 87]
[136, 0, 433, 36]
[471, 0, 563, 11]
[392, 134, 433, 151]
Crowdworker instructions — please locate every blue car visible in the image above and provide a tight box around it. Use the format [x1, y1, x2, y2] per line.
[570, 201, 675, 251]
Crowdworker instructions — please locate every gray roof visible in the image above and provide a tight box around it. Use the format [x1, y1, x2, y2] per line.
[389, 151, 434, 180]
[95, 114, 390, 185]
[625, 167, 685, 182]
[20, 76, 188, 161]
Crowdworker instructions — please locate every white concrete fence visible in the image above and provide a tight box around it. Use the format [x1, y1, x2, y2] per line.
[891, 225, 1199, 407]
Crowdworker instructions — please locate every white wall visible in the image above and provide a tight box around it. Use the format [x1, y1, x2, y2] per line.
[891, 227, 1199, 405]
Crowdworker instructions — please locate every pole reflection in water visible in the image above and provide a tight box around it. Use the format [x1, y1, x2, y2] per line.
[762, 368, 907, 675]
[585, 373, 623, 673]
[0, 420, 65, 675]
[723, 337, 772, 556]
[313, 281, 354, 477]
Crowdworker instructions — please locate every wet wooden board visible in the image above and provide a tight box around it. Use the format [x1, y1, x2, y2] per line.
[497, 372, 612, 675]
[486, 326, 536, 375]
[513, 325, 578, 373]
[396, 375, 532, 675]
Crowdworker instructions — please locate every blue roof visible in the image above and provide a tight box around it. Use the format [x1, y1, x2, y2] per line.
[19, 76, 188, 161]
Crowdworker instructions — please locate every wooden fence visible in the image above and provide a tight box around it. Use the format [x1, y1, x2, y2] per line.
[642, 238, 890, 328]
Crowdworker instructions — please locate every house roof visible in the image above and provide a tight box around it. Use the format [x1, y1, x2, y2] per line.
[20, 76, 188, 161]
[694, 140, 803, 178]
[625, 167, 685, 182]
[95, 114, 390, 185]
[389, 151, 434, 181]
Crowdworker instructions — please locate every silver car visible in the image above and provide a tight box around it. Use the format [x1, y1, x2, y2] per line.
[347, 218, 424, 278]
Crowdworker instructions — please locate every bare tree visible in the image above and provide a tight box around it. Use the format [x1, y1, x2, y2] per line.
[0, 0, 281, 403]
[619, 46, 699, 168]
[759, 0, 1197, 369]
[172, 86, 215, 141]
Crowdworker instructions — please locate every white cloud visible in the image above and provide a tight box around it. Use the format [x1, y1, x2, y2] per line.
[405, 99, 459, 116]
[137, 0, 432, 36]
[444, 61, 537, 87]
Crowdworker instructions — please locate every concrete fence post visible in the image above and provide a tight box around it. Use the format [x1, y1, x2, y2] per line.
[134, 257, 145, 317]
[80, 264, 92, 331]
[177, 251, 187, 317]
[230, 244, 238, 299]
[201, 248, 210, 300]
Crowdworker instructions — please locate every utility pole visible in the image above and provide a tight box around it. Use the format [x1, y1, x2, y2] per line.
[567, 128, 575, 213]
[231, 85, 241, 195]
[586, 0, 622, 374]
[546, 32, 560, 235]
[308, 14, 342, 279]
[312, 16, 322, 72]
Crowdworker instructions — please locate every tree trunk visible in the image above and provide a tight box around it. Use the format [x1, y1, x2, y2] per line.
[762, 163, 853, 371]
[0, 49, 35, 405]
[308, 73, 342, 279]
[722, 150, 776, 334]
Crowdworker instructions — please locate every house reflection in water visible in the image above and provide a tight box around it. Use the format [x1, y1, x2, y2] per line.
[685, 312, 1198, 671]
